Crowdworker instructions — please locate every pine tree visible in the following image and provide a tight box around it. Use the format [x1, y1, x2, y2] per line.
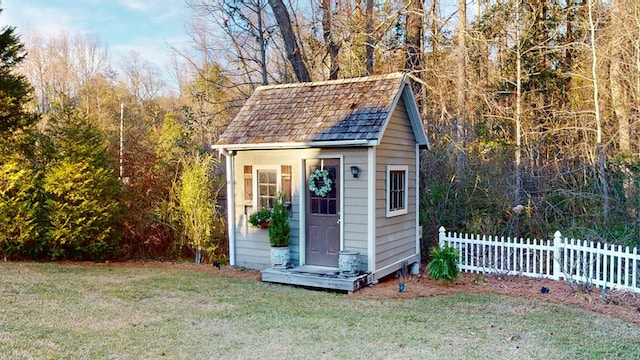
[0, 9, 36, 138]
[43, 102, 125, 260]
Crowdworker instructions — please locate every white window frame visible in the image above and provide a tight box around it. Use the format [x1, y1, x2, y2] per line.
[386, 165, 408, 217]
[252, 165, 281, 210]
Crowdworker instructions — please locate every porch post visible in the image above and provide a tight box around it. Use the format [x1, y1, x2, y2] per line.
[217, 147, 236, 266]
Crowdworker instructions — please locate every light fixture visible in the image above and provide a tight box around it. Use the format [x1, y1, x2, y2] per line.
[350, 166, 360, 178]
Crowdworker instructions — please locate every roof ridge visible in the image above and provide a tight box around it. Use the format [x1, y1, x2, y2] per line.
[256, 72, 406, 91]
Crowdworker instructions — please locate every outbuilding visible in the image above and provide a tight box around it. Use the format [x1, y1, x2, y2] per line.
[214, 73, 428, 291]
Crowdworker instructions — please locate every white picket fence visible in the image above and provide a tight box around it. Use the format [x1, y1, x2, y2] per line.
[438, 227, 640, 294]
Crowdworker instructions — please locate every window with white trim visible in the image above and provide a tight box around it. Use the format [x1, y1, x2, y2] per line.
[253, 166, 281, 209]
[386, 165, 408, 217]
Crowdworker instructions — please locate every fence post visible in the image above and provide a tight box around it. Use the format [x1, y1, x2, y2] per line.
[439, 226, 446, 248]
[553, 231, 562, 280]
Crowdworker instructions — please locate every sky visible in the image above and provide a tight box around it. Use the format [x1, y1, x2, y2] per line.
[1, 0, 192, 87]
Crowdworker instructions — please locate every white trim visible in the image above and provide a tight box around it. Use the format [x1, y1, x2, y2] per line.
[373, 253, 421, 281]
[338, 155, 345, 251]
[367, 147, 376, 273]
[386, 165, 409, 217]
[415, 145, 421, 259]
[218, 149, 236, 266]
[299, 158, 306, 265]
[212, 140, 377, 151]
[400, 82, 429, 147]
[252, 165, 281, 209]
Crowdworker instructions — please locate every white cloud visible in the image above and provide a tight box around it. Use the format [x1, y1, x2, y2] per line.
[117, 0, 155, 12]
[2, 4, 79, 35]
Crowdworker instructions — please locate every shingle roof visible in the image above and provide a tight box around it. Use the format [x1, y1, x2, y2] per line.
[216, 73, 411, 146]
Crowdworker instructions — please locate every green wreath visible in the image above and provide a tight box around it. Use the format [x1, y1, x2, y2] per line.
[308, 168, 333, 197]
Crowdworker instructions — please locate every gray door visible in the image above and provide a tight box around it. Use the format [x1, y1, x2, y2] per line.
[305, 159, 340, 266]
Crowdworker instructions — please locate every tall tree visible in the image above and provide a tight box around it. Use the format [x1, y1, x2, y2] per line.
[43, 102, 125, 260]
[321, 0, 340, 79]
[455, 0, 468, 181]
[404, 0, 423, 73]
[0, 9, 36, 137]
[609, 0, 631, 153]
[365, 0, 374, 75]
[268, 0, 311, 82]
[587, 0, 609, 222]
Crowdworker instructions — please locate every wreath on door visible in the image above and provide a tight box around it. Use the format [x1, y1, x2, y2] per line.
[308, 168, 333, 197]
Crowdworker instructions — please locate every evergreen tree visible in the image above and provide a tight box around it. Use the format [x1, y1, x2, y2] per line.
[43, 102, 125, 260]
[0, 8, 44, 259]
[0, 9, 37, 141]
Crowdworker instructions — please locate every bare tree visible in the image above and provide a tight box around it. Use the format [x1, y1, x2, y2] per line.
[365, 0, 374, 75]
[609, 0, 631, 153]
[455, 0, 468, 181]
[321, 0, 340, 79]
[268, 0, 311, 82]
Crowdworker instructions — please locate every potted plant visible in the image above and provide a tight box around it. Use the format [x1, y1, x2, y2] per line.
[249, 208, 272, 228]
[268, 192, 290, 268]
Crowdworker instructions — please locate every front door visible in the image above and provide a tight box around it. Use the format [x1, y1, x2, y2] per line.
[305, 158, 340, 267]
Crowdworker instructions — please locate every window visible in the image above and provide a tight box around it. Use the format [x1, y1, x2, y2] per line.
[386, 165, 408, 217]
[245, 165, 291, 211]
[256, 168, 278, 209]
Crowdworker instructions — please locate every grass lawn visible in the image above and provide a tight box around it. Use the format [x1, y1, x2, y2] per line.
[1, 262, 639, 359]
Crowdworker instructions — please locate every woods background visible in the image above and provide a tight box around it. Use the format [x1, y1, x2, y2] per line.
[1, 0, 639, 262]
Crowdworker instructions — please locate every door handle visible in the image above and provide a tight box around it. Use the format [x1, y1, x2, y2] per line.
[337, 219, 341, 224]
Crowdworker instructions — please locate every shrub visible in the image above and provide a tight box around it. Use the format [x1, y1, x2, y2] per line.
[44, 161, 124, 260]
[0, 161, 45, 259]
[177, 153, 223, 263]
[426, 246, 460, 284]
[268, 192, 290, 247]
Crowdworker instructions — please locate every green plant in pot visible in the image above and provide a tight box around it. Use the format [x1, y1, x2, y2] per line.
[268, 192, 290, 268]
[249, 208, 272, 228]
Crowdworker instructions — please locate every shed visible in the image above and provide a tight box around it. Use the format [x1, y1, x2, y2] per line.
[213, 73, 428, 291]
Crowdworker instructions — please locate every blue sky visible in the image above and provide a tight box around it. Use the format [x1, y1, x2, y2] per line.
[2, 0, 191, 80]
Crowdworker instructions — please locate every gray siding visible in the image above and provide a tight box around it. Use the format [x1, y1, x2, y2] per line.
[342, 148, 369, 270]
[232, 148, 371, 270]
[375, 98, 419, 271]
[232, 149, 318, 269]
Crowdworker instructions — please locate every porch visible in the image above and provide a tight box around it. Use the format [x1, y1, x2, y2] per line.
[261, 265, 373, 293]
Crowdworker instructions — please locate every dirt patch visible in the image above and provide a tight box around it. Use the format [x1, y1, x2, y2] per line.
[92, 261, 640, 324]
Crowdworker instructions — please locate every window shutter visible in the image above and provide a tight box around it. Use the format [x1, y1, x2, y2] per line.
[281, 165, 292, 202]
[243, 165, 252, 206]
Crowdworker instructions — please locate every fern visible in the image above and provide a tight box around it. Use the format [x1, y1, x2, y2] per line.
[426, 246, 460, 284]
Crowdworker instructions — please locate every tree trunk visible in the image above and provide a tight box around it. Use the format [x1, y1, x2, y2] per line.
[610, 0, 630, 153]
[321, 0, 340, 79]
[455, 0, 467, 181]
[365, 0, 374, 75]
[268, 0, 311, 82]
[588, 0, 609, 224]
[404, 0, 423, 112]
[514, 0, 523, 238]
[404, 0, 423, 72]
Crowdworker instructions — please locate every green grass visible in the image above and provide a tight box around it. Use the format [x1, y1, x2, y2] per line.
[1, 263, 639, 359]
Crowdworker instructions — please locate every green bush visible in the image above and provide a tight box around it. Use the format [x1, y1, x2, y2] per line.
[426, 246, 460, 284]
[42, 105, 125, 260]
[268, 192, 290, 247]
[44, 161, 124, 260]
[177, 153, 223, 263]
[0, 161, 45, 259]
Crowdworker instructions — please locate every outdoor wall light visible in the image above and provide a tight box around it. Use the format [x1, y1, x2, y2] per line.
[350, 166, 360, 178]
